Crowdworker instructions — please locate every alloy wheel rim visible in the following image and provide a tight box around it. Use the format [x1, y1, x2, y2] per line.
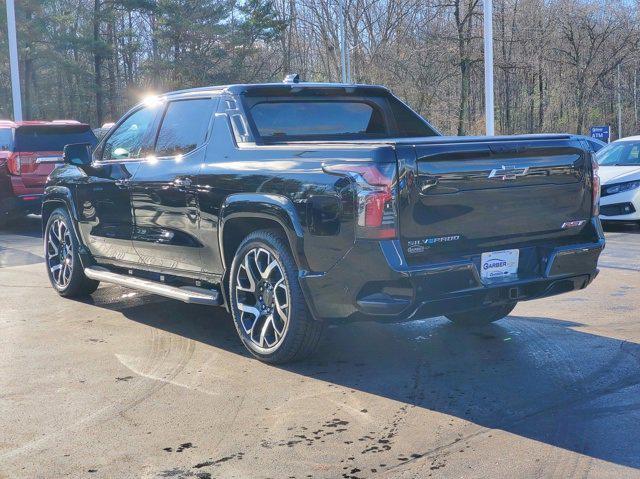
[47, 218, 73, 288]
[235, 247, 290, 352]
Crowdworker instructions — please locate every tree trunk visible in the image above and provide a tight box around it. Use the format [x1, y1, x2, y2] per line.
[22, 7, 34, 120]
[93, 0, 104, 126]
[107, 18, 117, 121]
[23, 57, 33, 120]
[538, 64, 544, 131]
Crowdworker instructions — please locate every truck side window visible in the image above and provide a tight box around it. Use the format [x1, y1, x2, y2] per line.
[388, 97, 437, 137]
[103, 107, 157, 161]
[155, 99, 215, 157]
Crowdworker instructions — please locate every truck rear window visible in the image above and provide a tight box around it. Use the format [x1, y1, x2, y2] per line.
[14, 126, 97, 152]
[249, 101, 387, 140]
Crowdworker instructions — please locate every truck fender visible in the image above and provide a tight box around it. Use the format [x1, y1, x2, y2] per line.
[42, 185, 95, 268]
[218, 193, 309, 272]
[42, 185, 80, 232]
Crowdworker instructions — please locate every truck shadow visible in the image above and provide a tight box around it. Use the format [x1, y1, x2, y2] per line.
[0, 216, 44, 267]
[0, 214, 42, 237]
[83, 288, 640, 470]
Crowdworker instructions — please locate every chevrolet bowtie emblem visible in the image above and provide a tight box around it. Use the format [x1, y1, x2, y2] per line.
[488, 165, 530, 180]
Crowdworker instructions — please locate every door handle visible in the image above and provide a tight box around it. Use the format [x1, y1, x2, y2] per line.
[115, 179, 130, 188]
[173, 177, 192, 188]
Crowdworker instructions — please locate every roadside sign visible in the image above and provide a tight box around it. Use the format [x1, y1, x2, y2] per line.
[590, 125, 610, 143]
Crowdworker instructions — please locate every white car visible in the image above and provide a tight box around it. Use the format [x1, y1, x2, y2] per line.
[597, 136, 640, 223]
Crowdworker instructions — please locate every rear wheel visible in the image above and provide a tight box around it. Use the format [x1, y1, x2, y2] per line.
[229, 229, 323, 363]
[45, 208, 99, 297]
[446, 302, 517, 326]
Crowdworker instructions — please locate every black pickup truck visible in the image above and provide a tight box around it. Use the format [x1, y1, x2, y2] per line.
[42, 79, 604, 363]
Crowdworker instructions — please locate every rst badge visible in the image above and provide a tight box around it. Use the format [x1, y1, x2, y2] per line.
[407, 235, 461, 254]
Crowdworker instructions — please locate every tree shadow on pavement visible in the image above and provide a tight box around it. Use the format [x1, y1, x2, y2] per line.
[82, 287, 640, 470]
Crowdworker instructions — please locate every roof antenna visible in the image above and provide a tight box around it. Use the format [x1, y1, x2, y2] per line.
[283, 73, 300, 84]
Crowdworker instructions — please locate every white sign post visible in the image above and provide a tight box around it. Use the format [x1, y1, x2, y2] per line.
[6, 0, 22, 121]
[483, 0, 495, 136]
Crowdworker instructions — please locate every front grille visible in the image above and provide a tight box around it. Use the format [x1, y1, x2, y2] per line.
[600, 202, 636, 216]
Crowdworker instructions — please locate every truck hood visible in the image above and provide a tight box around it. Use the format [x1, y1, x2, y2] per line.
[599, 165, 640, 185]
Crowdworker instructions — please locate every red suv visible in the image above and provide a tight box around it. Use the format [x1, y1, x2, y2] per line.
[0, 120, 97, 226]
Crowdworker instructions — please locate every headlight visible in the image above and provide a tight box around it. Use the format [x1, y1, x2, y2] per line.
[602, 180, 640, 196]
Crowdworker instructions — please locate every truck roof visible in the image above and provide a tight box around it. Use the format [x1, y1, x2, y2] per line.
[0, 120, 86, 129]
[161, 82, 390, 99]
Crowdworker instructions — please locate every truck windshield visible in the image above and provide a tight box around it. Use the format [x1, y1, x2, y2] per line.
[597, 141, 640, 166]
[14, 125, 97, 152]
[249, 100, 388, 141]
[0, 129, 12, 150]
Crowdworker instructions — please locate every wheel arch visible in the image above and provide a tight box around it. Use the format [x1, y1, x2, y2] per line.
[218, 193, 308, 274]
[42, 186, 94, 268]
[41, 186, 78, 233]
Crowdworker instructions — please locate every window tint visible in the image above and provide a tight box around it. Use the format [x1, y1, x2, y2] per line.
[155, 99, 215, 156]
[0, 129, 13, 150]
[388, 97, 437, 137]
[14, 126, 96, 152]
[249, 101, 386, 140]
[587, 138, 606, 152]
[597, 142, 640, 166]
[103, 107, 157, 161]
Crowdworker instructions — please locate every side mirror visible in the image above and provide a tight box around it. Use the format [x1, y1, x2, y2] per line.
[63, 143, 92, 166]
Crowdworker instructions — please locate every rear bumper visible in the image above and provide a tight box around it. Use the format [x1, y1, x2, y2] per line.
[300, 219, 605, 322]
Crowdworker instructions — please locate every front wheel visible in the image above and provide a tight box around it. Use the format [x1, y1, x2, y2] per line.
[44, 208, 99, 297]
[446, 302, 517, 326]
[229, 229, 323, 363]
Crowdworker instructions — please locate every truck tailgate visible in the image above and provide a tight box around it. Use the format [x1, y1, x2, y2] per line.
[397, 136, 593, 257]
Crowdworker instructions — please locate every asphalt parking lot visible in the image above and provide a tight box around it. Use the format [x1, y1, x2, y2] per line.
[2, 217, 640, 479]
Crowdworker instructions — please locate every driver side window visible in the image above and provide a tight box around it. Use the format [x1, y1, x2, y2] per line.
[102, 107, 157, 161]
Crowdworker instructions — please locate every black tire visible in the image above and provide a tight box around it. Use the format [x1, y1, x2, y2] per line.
[446, 302, 517, 326]
[44, 208, 100, 297]
[229, 229, 324, 363]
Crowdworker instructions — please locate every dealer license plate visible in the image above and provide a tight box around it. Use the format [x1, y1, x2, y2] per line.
[480, 249, 519, 281]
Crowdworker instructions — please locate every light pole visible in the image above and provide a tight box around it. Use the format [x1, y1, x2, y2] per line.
[483, 0, 495, 136]
[339, 0, 348, 83]
[6, 0, 22, 121]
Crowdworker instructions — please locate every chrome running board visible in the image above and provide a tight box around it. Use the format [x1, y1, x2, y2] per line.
[84, 266, 221, 305]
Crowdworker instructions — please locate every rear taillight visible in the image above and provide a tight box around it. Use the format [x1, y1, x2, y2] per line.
[7, 153, 20, 175]
[324, 162, 397, 239]
[591, 153, 600, 216]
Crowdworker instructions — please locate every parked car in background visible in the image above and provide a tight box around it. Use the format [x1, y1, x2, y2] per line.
[93, 122, 115, 141]
[42, 80, 604, 363]
[597, 136, 640, 223]
[0, 120, 97, 227]
[582, 135, 607, 152]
